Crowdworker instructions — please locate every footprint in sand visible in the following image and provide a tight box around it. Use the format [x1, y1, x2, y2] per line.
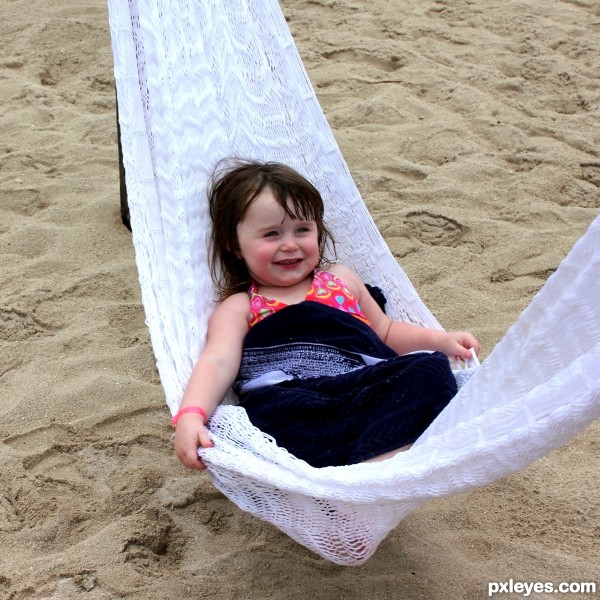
[0, 308, 55, 341]
[404, 211, 466, 247]
[1, 187, 50, 216]
[580, 163, 600, 187]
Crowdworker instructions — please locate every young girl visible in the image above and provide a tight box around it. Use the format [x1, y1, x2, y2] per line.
[174, 159, 480, 470]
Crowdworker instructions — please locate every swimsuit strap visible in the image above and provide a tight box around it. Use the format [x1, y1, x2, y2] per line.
[307, 270, 371, 325]
[248, 280, 288, 327]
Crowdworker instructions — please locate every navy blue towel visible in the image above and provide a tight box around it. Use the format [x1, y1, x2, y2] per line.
[235, 302, 457, 468]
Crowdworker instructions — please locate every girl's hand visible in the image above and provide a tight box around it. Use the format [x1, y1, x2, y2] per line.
[174, 414, 214, 471]
[441, 331, 481, 362]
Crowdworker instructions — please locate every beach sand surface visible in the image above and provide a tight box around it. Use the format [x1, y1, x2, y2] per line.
[0, 0, 598, 598]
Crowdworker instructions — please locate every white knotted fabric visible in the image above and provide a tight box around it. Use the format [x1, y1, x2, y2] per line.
[107, 0, 600, 565]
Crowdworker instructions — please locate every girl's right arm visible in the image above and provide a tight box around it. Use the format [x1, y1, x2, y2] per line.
[174, 293, 250, 470]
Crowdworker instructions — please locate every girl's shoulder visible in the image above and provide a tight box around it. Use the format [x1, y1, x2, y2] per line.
[209, 291, 251, 328]
[218, 290, 251, 312]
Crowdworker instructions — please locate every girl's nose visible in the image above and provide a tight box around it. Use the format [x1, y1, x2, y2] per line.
[280, 234, 298, 251]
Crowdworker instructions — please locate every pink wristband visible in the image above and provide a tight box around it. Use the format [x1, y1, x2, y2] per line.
[172, 406, 207, 427]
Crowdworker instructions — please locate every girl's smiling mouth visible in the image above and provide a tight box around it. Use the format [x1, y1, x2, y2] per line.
[275, 258, 303, 266]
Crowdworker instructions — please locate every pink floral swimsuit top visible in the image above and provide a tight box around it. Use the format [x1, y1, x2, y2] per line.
[248, 269, 371, 328]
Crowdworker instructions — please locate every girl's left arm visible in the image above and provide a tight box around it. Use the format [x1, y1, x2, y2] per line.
[331, 264, 480, 360]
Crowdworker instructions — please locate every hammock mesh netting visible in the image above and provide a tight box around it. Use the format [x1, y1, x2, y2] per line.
[107, 0, 600, 565]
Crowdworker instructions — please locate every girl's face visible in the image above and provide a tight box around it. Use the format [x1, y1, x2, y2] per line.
[236, 187, 320, 289]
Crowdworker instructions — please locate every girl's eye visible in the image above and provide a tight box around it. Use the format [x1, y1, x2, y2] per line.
[264, 230, 279, 237]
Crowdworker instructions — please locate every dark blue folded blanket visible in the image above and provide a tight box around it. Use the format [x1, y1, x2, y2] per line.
[235, 301, 457, 468]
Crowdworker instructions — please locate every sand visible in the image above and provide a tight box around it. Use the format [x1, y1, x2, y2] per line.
[1, 0, 598, 598]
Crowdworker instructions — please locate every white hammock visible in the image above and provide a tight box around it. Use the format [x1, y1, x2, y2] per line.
[107, 0, 600, 565]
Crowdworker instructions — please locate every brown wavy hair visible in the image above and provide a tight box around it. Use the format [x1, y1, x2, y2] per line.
[208, 158, 336, 300]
